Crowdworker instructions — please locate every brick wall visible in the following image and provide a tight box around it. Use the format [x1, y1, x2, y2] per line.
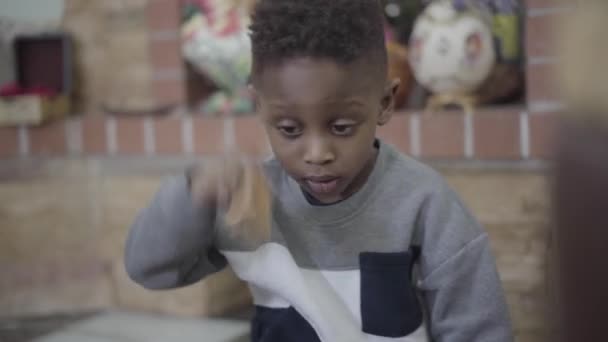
[0, 107, 557, 161]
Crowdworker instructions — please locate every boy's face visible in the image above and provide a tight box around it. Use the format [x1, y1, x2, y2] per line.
[253, 57, 397, 204]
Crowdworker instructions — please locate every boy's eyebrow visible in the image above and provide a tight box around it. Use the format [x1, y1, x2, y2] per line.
[340, 98, 367, 108]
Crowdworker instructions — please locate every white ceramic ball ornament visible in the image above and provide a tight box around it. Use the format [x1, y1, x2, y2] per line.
[409, 1, 496, 97]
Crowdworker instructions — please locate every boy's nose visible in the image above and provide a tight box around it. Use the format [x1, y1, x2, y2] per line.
[304, 138, 335, 165]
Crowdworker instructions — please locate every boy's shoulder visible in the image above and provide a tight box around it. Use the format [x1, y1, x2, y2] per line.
[378, 142, 449, 196]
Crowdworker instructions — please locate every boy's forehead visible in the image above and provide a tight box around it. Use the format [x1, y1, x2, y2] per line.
[254, 57, 381, 106]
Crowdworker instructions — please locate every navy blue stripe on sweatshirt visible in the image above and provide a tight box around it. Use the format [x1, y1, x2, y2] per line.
[251, 306, 321, 342]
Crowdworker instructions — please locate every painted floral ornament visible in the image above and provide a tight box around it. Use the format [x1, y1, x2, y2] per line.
[409, 0, 496, 113]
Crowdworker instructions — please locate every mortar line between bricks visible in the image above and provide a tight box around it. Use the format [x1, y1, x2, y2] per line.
[464, 110, 474, 159]
[106, 117, 118, 155]
[224, 117, 236, 151]
[66, 118, 83, 155]
[18, 126, 29, 157]
[182, 116, 194, 155]
[520, 112, 531, 159]
[409, 114, 421, 158]
[144, 117, 155, 156]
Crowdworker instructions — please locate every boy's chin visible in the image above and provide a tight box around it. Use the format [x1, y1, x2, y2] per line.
[310, 192, 344, 205]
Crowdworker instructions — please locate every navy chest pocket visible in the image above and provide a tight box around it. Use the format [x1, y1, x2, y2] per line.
[359, 249, 423, 338]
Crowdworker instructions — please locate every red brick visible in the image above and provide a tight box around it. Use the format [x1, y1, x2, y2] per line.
[82, 117, 107, 155]
[116, 118, 145, 155]
[527, 62, 559, 104]
[149, 38, 182, 70]
[0, 127, 19, 158]
[526, 12, 566, 58]
[234, 116, 269, 157]
[420, 112, 465, 159]
[377, 113, 410, 154]
[153, 77, 186, 106]
[193, 117, 224, 155]
[474, 109, 521, 160]
[29, 122, 67, 156]
[530, 113, 559, 159]
[146, 0, 180, 31]
[155, 117, 183, 155]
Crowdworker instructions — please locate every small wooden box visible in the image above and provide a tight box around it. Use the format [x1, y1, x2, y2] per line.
[0, 34, 72, 126]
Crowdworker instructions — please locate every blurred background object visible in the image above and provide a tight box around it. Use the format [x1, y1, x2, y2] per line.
[181, 0, 254, 116]
[98, 0, 160, 116]
[383, 0, 524, 110]
[0, 0, 67, 123]
[405, 0, 524, 110]
[475, 0, 524, 106]
[61, 0, 159, 115]
[556, 2, 608, 120]
[409, 0, 497, 113]
[0, 34, 73, 126]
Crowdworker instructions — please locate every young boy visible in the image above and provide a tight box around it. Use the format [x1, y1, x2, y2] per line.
[125, 0, 513, 341]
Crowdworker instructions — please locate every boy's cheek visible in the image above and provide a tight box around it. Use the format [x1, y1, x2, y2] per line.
[265, 131, 283, 154]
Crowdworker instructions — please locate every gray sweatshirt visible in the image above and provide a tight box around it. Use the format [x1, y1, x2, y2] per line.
[125, 141, 513, 342]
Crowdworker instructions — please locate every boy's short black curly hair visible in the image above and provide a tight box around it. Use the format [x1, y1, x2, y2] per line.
[249, 0, 387, 79]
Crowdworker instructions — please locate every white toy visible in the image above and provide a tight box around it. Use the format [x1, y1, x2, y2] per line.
[409, 0, 496, 113]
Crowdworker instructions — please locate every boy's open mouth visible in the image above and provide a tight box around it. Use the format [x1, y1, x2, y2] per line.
[303, 176, 341, 195]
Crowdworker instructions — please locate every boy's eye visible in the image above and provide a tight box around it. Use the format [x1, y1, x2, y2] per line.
[279, 126, 301, 136]
[331, 120, 357, 136]
[276, 120, 302, 137]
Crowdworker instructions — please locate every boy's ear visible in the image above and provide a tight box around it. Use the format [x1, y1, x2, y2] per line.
[378, 78, 401, 126]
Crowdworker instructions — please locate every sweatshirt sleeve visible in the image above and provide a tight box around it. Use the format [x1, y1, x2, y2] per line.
[416, 182, 514, 342]
[124, 172, 227, 290]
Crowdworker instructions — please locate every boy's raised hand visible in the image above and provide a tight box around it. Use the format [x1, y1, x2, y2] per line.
[190, 154, 271, 243]
[190, 155, 245, 207]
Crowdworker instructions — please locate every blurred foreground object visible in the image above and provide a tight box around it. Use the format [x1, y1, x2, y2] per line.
[557, 2, 608, 121]
[409, 0, 496, 113]
[553, 3, 608, 341]
[0, 33, 72, 126]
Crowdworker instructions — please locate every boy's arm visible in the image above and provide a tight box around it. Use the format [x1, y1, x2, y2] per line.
[124, 172, 227, 290]
[417, 183, 513, 342]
